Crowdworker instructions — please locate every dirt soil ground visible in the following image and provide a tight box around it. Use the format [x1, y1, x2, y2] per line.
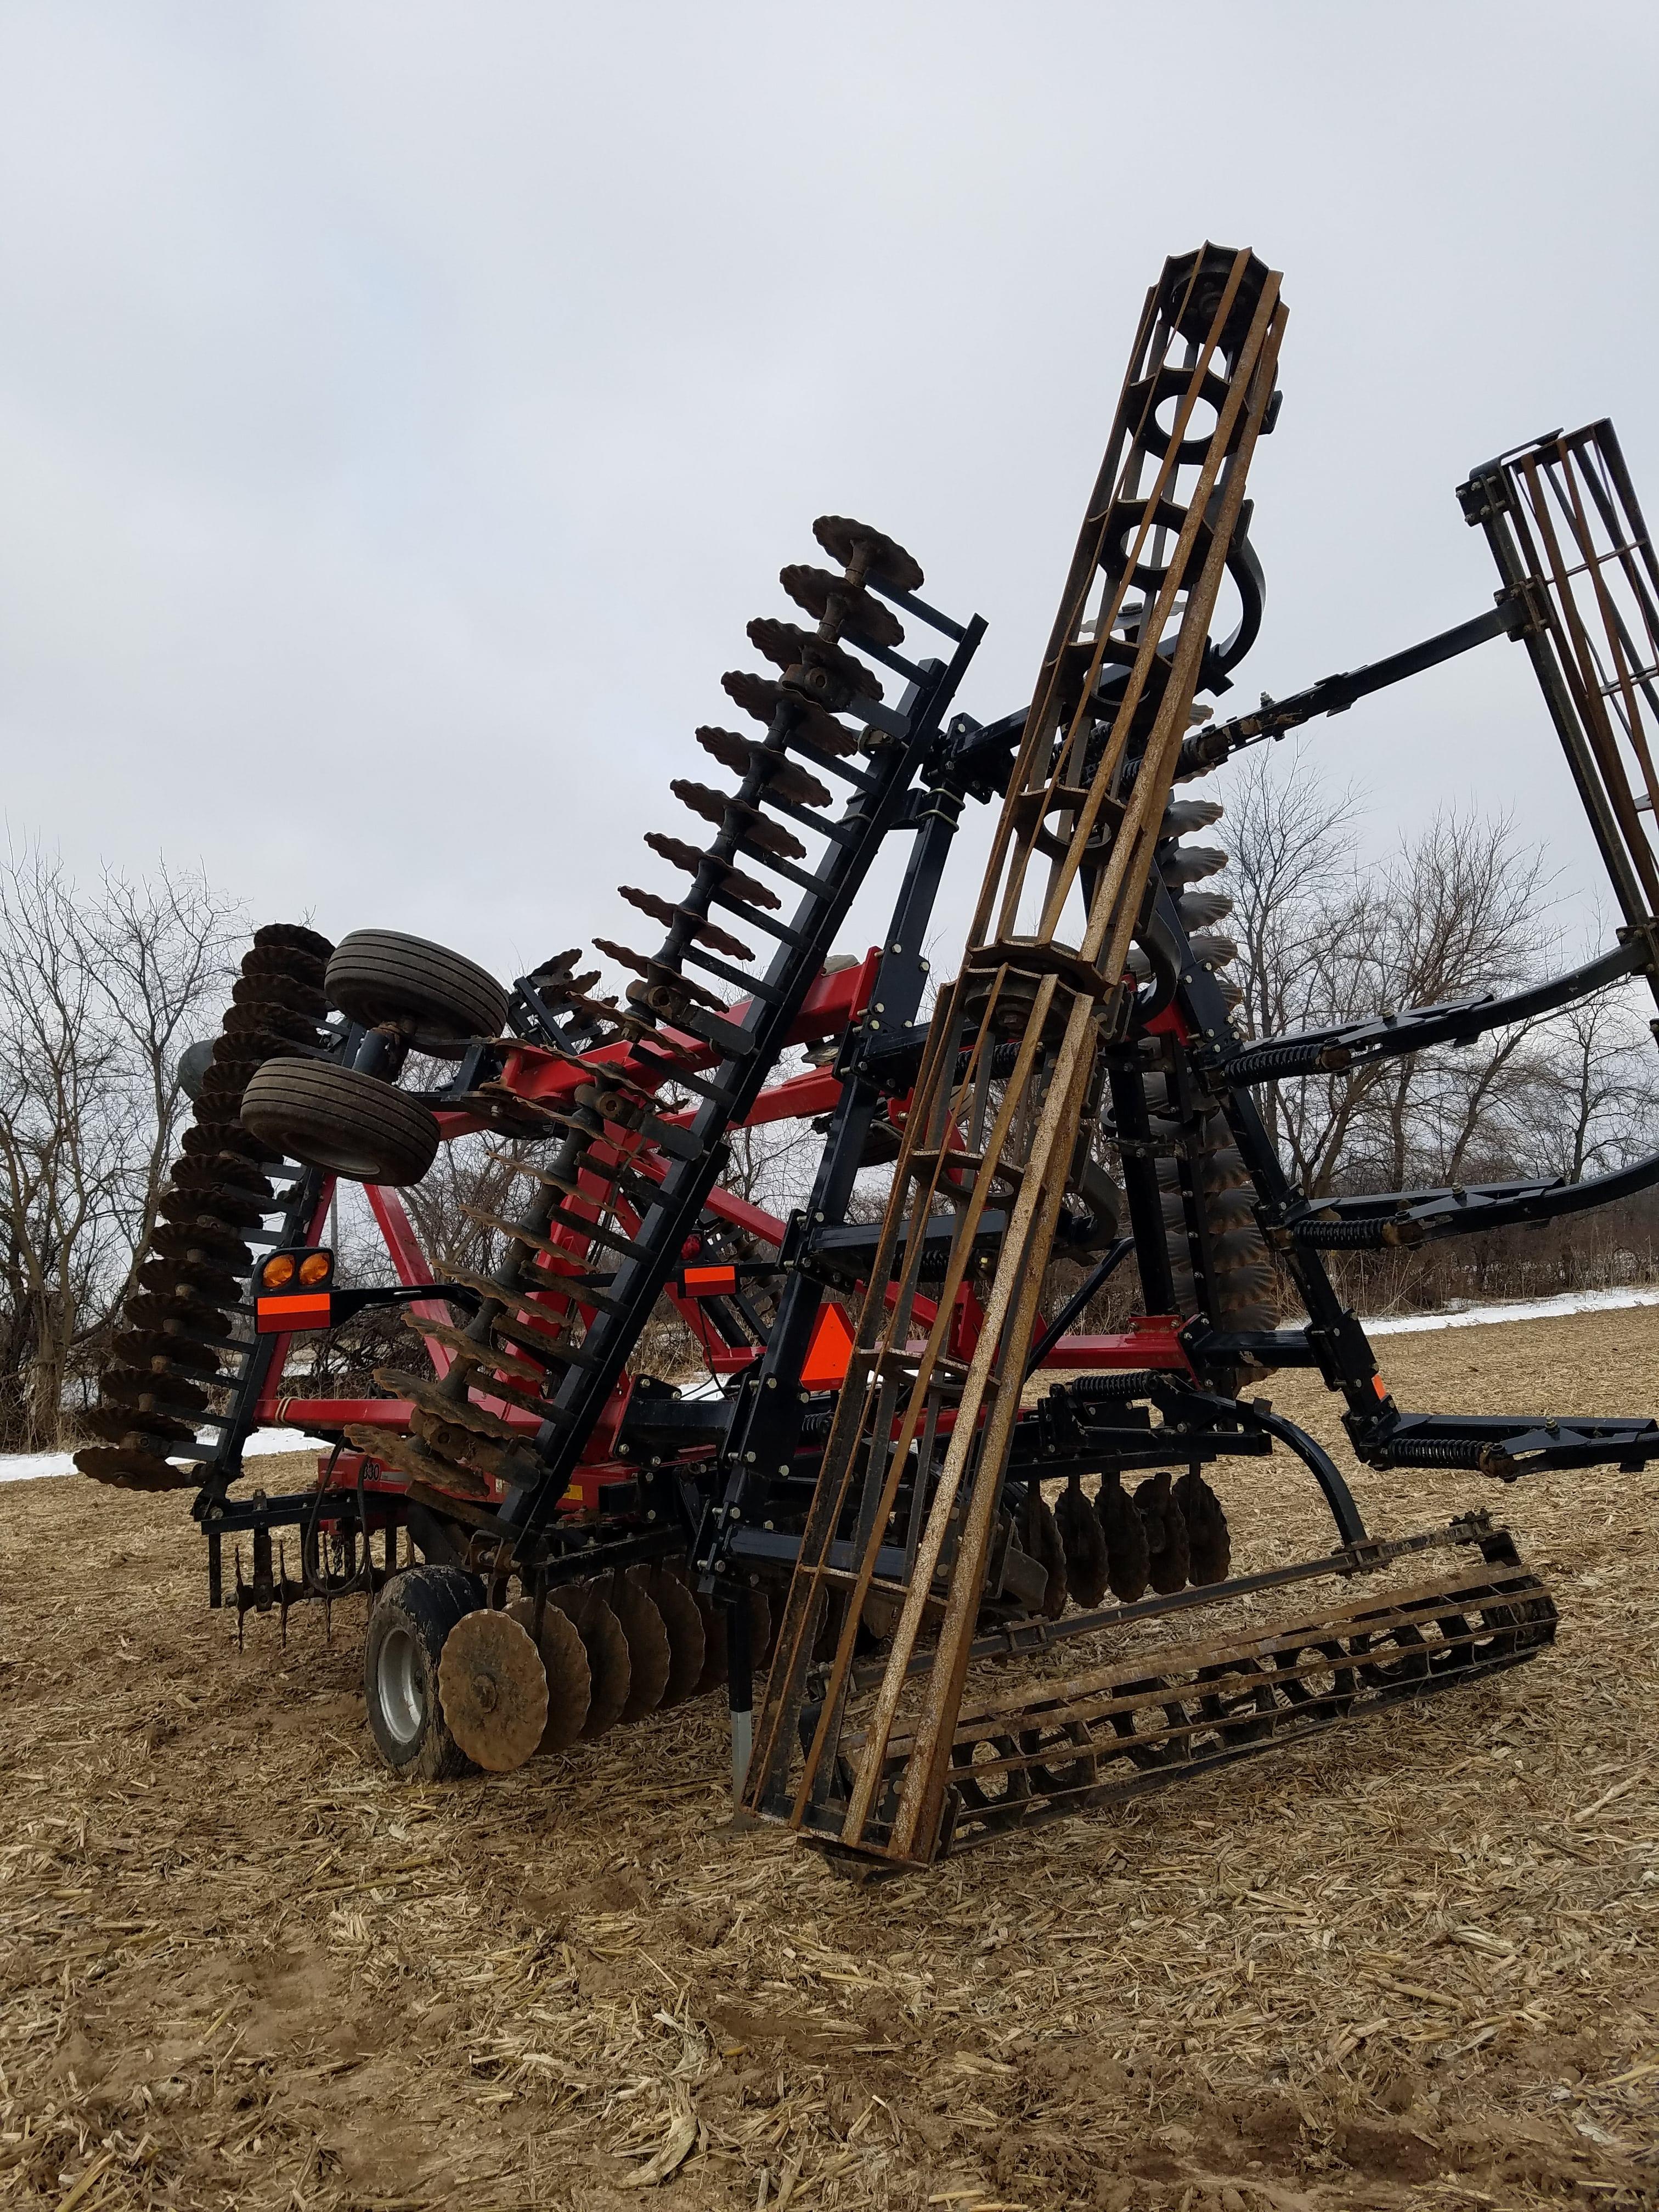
[3, 1306, 1657, 2212]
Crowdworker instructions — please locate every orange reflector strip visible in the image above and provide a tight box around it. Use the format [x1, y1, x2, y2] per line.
[1372, 1374, 1389, 1400]
[256, 1293, 333, 1334]
[683, 1265, 739, 1295]
[800, 1300, 855, 1390]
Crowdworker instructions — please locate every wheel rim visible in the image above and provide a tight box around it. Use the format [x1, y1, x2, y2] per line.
[377, 1624, 426, 1748]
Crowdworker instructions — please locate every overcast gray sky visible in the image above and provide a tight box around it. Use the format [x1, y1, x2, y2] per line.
[3, 1, 1656, 989]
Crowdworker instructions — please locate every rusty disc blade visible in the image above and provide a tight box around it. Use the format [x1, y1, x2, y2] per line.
[778, 563, 905, 648]
[347, 1422, 494, 1501]
[252, 921, 334, 961]
[239, 942, 325, 988]
[1174, 1469, 1232, 1587]
[80, 1406, 196, 1447]
[75, 1445, 195, 1492]
[1134, 1470, 1190, 1596]
[507, 1598, 592, 1752]
[1097, 1470, 1150, 1603]
[437, 1609, 549, 1774]
[691, 1588, 771, 1695]
[634, 1566, 705, 1707]
[811, 514, 924, 594]
[1020, 1488, 1070, 1621]
[110, 1329, 223, 1379]
[1054, 1474, 1110, 1609]
[137, 1256, 245, 1307]
[549, 1583, 631, 1739]
[608, 1577, 670, 1723]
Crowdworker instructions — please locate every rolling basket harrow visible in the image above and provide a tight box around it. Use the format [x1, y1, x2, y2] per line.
[78, 245, 1659, 1867]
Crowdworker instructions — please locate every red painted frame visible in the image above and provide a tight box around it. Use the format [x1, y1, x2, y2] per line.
[256, 948, 1190, 1504]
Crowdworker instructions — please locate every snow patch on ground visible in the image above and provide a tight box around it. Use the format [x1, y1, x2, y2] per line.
[0, 1427, 334, 1486]
[1359, 1285, 1659, 1336]
[4, 1285, 1654, 1486]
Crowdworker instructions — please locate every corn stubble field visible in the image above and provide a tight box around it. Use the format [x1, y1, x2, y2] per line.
[2, 1307, 1657, 2212]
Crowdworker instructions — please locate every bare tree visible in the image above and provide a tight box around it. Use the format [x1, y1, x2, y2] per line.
[1519, 980, 1659, 1184]
[1220, 741, 1362, 1166]
[0, 843, 241, 1448]
[1220, 748, 1560, 1199]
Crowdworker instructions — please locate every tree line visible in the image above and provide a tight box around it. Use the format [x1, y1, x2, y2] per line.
[4, 757, 1656, 1450]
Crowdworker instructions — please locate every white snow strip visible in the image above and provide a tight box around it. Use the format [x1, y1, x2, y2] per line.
[4, 1284, 1654, 1487]
[1359, 1285, 1659, 1336]
[0, 1426, 334, 1486]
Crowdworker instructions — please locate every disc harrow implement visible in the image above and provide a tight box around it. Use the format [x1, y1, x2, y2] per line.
[82, 240, 1659, 1888]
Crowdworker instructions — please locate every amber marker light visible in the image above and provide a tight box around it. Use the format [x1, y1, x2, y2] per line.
[298, 1251, 331, 1286]
[262, 1254, 297, 1289]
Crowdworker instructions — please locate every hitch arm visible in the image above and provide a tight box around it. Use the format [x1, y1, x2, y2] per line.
[1220, 936, 1647, 1085]
[1176, 597, 1530, 774]
[1281, 1142, 1659, 1247]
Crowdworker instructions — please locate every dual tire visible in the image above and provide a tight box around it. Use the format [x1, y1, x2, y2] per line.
[238, 930, 506, 1186]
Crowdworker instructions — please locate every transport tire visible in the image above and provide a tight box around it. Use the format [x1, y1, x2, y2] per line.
[325, 930, 508, 1057]
[239, 1059, 441, 1185]
[176, 1037, 217, 1103]
[364, 1565, 485, 1782]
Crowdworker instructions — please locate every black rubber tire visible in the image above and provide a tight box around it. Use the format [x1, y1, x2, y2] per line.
[176, 1038, 217, 1103]
[239, 1059, 440, 1185]
[364, 1565, 484, 1781]
[325, 930, 507, 1058]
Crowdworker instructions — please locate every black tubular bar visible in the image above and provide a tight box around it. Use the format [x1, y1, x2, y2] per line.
[1282, 1142, 1659, 1245]
[1023, 1237, 1136, 1382]
[1176, 597, 1527, 773]
[1358, 1409, 1659, 1479]
[1221, 936, 1647, 1085]
[1152, 1384, 1367, 1544]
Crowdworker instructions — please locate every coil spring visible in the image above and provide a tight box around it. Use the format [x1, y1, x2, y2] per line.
[1376, 1437, 1486, 1469]
[1225, 1040, 1333, 1085]
[1066, 1371, 1163, 1402]
[1290, 1218, 1394, 1250]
